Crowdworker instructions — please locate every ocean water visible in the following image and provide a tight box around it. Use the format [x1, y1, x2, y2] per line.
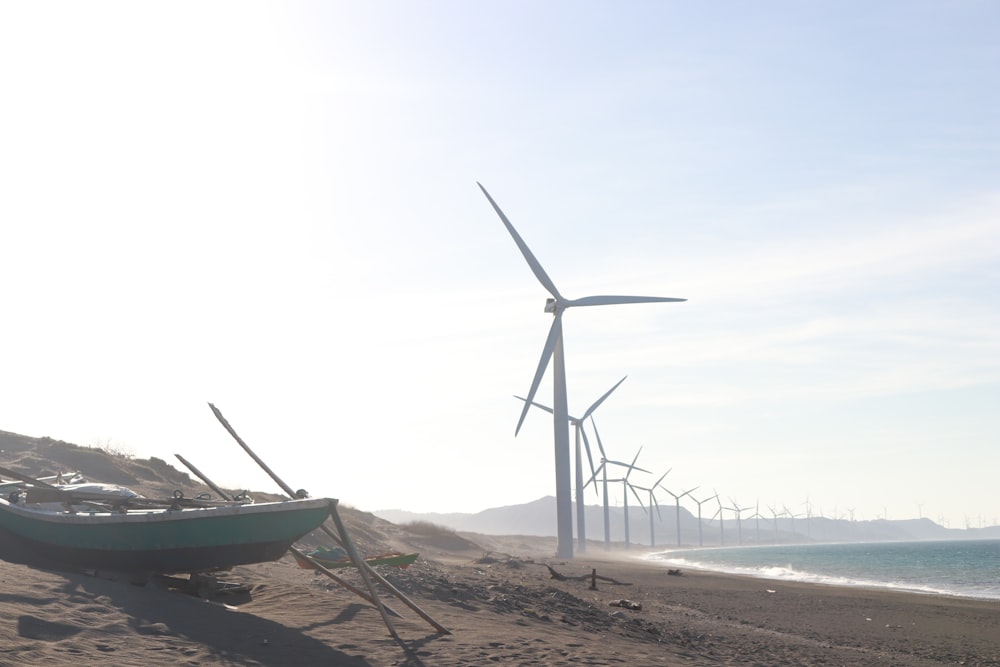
[649, 539, 1000, 600]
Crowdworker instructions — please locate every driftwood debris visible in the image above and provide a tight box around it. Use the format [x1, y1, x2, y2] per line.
[609, 599, 642, 611]
[545, 564, 631, 586]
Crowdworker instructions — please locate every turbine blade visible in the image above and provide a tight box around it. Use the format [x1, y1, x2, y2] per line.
[625, 447, 650, 478]
[628, 447, 643, 470]
[628, 483, 646, 512]
[566, 295, 686, 308]
[478, 183, 563, 300]
[585, 462, 604, 488]
[514, 313, 561, 435]
[654, 468, 672, 488]
[581, 375, 628, 420]
[580, 428, 597, 481]
[590, 416, 607, 459]
[513, 395, 554, 415]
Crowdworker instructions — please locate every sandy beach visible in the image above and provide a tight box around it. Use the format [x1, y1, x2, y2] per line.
[2, 531, 998, 667]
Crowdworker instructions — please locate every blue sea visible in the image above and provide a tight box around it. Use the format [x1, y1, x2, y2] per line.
[648, 539, 1000, 600]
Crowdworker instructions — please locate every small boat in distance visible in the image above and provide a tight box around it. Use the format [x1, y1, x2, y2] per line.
[0, 470, 334, 575]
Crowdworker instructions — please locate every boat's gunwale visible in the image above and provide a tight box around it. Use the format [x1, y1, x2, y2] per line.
[0, 495, 336, 525]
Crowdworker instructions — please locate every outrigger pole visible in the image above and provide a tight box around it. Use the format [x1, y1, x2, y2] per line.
[173, 453, 400, 617]
[206, 403, 450, 638]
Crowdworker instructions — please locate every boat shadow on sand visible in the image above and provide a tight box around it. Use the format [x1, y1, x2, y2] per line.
[1, 562, 381, 667]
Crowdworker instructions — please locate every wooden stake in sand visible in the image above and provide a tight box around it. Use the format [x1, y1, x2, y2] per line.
[207, 403, 450, 638]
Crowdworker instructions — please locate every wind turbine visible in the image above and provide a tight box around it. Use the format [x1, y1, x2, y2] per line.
[660, 483, 698, 547]
[481, 183, 686, 559]
[783, 505, 803, 540]
[691, 492, 718, 547]
[749, 499, 763, 544]
[614, 448, 648, 550]
[727, 498, 752, 545]
[632, 469, 670, 548]
[714, 494, 726, 545]
[586, 433, 649, 549]
[587, 419, 614, 547]
[514, 375, 627, 552]
[768, 504, 784, 544]
[803, 496, 813, 538]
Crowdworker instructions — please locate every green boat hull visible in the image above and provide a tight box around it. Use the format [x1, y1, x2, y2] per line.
[0, 497, 334, 574]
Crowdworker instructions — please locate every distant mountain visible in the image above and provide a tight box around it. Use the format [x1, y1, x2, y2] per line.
[377, 497, 1000, 548]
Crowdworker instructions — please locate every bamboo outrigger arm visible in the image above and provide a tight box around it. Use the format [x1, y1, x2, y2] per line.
[173, 454, 401, 618]
[207, 403, 450, 638]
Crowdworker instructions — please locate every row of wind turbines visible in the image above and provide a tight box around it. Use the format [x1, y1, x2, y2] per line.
[479, 182, 686, 559]
[516, 379, 786, 552]
[480, 183, 848, 556]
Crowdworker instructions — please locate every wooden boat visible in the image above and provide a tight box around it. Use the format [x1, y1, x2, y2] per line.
[0, 486, 335, 575]
[293, 546, 419, 570]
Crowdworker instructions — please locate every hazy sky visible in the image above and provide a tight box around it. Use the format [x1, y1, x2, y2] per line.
[2, 2, 997, 529]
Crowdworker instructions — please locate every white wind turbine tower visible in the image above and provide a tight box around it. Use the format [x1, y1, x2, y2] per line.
[480, 183, 686, 559]
[691, 492, 718, 547]
[661, 483, 698, 547]
[515, 376, 627, 552]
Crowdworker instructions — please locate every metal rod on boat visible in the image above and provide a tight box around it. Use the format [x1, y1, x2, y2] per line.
[207, 403, 418, 640]
[172, 452, 400, 617]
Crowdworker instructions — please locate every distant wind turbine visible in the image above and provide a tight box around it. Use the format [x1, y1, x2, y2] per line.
[515, 375, 627, 552]
[714, 494, 726, 545]
[691, 492, 718, 547]
[661, 483, 698, 547]
[481, 183, 686, 559]
[749, 499, 763, 544]
[768, 504, 784, 543]
[783, 505, 803, 540]
[632, 469, 671, 548]
[727, 498, 752, 545]
[618, 448, 648, 550]
[586, 423, 650, 549]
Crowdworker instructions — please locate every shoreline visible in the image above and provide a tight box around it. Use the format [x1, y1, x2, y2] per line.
[645, 553, 1000, 602]
[641, 538, 1000, 602]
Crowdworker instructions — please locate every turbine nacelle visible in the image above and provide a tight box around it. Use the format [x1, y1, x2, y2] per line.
[544, 297, 557, 313]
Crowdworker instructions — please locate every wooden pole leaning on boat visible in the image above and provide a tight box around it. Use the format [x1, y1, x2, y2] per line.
[174, 454, 231, 500]
[0, 465, 60, 490]
[207, 403, 450, 636]
[172, 453, 398, 617]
